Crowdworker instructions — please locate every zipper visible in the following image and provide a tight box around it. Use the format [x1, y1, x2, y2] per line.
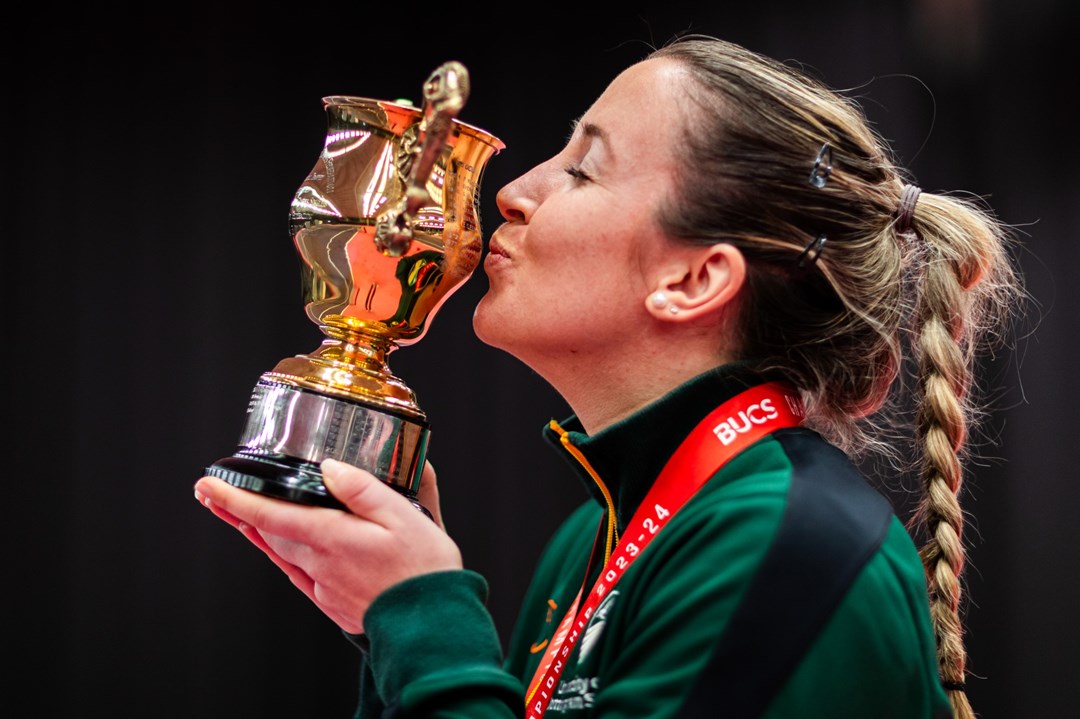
[548, 419, 620, 564]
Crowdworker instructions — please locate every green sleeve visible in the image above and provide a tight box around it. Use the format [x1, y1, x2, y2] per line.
[361, 569, 524, 717]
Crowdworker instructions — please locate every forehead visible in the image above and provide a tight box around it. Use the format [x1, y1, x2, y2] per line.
[577, 58, 692, 172]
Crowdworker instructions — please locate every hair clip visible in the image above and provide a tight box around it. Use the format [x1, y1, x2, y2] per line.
[808, 143, 833, 188]
[797, 233, 827, 268]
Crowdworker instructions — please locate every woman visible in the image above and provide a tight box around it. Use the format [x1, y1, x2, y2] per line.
[194, 36, 1020, 719]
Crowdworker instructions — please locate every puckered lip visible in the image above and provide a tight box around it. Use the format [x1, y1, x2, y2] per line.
[487, 234, 511, 259]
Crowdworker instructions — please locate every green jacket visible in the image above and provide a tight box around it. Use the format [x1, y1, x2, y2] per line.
[356, 365, 952, 718]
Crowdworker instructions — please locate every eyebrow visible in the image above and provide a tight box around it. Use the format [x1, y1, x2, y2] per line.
[567, 117, 611, 148]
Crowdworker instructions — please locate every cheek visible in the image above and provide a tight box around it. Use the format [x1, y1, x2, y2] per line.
[533, 251, 646, 329]
[529, 209, 623, 282]
[496, 196, 656, 312]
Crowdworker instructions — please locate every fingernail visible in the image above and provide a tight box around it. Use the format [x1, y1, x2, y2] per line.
[321, 458, 343, 489]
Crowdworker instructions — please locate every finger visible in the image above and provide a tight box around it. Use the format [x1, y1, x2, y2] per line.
[195, 484, 244, 530]
[239, 521, 280, 557]
[196, 478, 365, 634]
[254, 531, 363, 633]
[208, 499, 322, 605]
[316, 593, 364, 635]
[415, 460, 445, 530]
[235, 522, 359, 630]
[194, 475, 339, 543]
[254, 529, 319, 595]
[230, 512, 312, 586]
[312, 583, 365, 634]
[321, 458, 413, 526]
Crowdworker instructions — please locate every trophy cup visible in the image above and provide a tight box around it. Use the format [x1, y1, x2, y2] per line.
[206, 61, 504, 515]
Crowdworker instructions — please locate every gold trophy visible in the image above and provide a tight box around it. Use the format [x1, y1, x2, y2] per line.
[206, 62, 504, 515]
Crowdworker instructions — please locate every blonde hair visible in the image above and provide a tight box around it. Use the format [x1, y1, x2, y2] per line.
[649, 36, 1022, 719]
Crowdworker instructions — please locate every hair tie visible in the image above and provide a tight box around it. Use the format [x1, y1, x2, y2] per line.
[896, 183, 921, 235]
[941, 680, 967, 692]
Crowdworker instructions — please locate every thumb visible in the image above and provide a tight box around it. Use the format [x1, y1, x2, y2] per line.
[416, 460, 446, 531]
[321, 458, 407, 525]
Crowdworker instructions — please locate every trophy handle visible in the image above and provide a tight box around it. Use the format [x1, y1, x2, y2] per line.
[374, 61, 471, 257]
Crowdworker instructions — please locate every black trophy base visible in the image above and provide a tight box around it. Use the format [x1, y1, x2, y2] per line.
[205, 453, 344, 509]
[205, 453, 432, 519]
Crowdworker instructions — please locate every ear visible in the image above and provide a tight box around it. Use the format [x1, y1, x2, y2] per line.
[645, 243, 746, 322]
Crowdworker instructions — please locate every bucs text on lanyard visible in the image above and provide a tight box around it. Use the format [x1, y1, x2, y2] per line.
[525, 382, 804, 718]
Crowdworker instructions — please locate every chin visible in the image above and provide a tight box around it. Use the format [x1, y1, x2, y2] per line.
[471, 298, 500, 348]
[473, 300, 526, 356]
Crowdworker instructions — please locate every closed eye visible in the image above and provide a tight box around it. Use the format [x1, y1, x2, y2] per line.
[564, 164, 593, 182]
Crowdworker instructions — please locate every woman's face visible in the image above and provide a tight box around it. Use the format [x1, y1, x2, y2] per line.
[473, 57, 692, 368]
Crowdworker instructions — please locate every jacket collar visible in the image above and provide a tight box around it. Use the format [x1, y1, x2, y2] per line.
[542, 362, 775, 533]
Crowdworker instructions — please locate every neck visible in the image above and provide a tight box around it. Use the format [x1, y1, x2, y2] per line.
[538, 342, 734, 435]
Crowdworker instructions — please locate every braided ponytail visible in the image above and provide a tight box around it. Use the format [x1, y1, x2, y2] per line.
[905, 190, 1019, 719]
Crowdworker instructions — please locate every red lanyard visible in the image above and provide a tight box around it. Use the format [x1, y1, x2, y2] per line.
[525, 382, 805, 718]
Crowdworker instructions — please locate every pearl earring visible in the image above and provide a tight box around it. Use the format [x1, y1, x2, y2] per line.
[649, 291, 669, 309]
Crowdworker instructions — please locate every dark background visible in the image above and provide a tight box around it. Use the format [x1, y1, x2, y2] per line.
[5, 2, 1077, 717]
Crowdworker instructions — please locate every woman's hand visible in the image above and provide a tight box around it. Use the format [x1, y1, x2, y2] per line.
[193, 458, 462, 634]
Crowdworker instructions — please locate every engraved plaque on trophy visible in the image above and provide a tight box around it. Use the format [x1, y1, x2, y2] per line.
[206, 62, 504, 515]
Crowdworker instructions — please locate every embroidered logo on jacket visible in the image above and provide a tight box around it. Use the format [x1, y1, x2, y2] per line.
[577, 590, 619, 664]
[550, 676, 599, 713]
[530, 598, 560, 654]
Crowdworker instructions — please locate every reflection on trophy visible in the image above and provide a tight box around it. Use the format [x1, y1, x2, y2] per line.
[206, 62, 504, 515]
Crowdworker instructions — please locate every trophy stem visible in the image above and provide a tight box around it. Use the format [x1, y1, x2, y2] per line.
[321, 324, 395, 372]
[263, 322, 423, 420]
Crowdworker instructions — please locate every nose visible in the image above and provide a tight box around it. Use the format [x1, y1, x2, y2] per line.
[495, 158, 556, 224]
[495, 179, 529, 223]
